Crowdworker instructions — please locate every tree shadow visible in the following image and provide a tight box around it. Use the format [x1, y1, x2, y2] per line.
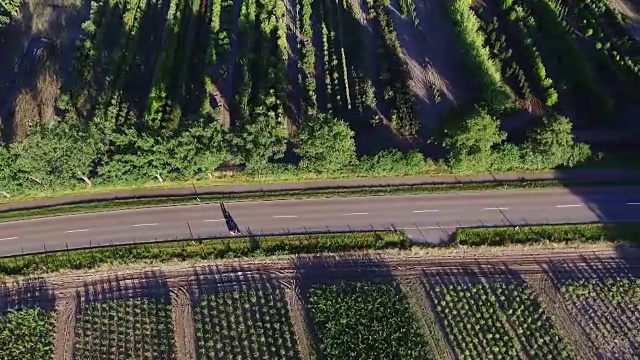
[0, 277, 56, 312]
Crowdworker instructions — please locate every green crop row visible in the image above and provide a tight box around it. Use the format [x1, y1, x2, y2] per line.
[194, 286, 300, 359]
[0, 308, 55, 360]
[308, 281, 432, 359]
[454, 223, 640, 246]
[74, 299, 175, 360]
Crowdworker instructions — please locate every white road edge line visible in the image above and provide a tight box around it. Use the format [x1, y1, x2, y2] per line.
[342, 212, 368, 216]
[627, 202, 640, 205]
[483, 207, 509, 210]
[0, 237, 18, 241]
[273, 215, 298, 218]
[556, 204, 582, 208]
[413, 210, 439, 213]
[133, 223, 159, 227]
[204, 219, 225, 222]
[65, 229, 90, 233]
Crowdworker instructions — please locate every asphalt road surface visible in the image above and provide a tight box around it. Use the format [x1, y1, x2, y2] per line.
[0, 187, 639, 256]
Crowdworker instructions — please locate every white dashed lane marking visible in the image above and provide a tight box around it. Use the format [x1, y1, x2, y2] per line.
[133, 223, 159, 227]
[0, 237, 18, 241]
[65, 229, 90, 233]
[342, 212, 368, 216]
[627, 203, 640, 205]
[204, 219, 225, 222]
[483, 207, 509, 210]
[555, 204, 582, 208]
[273, 215, 298, 218]
[413, 210, 439, 213]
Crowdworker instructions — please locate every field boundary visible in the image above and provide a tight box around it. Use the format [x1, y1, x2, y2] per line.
[1, 222, 639, 277]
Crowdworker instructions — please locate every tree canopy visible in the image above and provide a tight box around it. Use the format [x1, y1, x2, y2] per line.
[294, 114, 356, 172]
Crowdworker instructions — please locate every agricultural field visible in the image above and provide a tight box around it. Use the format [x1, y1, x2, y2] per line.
[428, 278, 572, 359]
[74, 298, 176, 360]
[0, 248, 640, 359]
[0, 307, 55, 360]
[1, 0, 638, 196]
[193, 285, 301, 359]
[549, 261, 640, 359]
[308, 281, 431, 359]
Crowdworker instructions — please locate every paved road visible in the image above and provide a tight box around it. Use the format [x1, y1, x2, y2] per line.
[0, 187, 639, 256]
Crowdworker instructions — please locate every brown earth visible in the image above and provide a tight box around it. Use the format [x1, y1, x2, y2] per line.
[51, 297, 76, 360]
[284, 282, 315, 360]
[523, 273, 598, 359]
[170, 287, 197, 360]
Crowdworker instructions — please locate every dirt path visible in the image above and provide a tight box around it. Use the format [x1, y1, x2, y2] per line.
[311, 0, 328, 111]
[284, 0, 302, 131]
[52, 297, 77, 360]
[285, 282, 315, 360]
[411, 0, 474, 104]
[399, 279, 454, 360]
[609, 0, 640, 39]
[523, 273, 598, 359]
[170, 287, 197, 360]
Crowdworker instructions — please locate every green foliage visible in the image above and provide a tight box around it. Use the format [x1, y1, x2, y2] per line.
[432, 283, 572, 359]
[100, 120, 228, 182]
[0, 121, 102, 192]
[447, 0, 512, 109]
[356, 149, 442, 176]
[294, 114, 356, 172]
[455, 223, 640, 246]
[309, 282, 431, 360]
[194, 287, 300, 359]
[0, 232, 408, 277]
[521, 115, 591, 169]
[442, 108, 506, 173]
[232, 106, 288, 170]
[0, 308, 55, 360]
[0, 0, 21, 27]
[74, 299, 175, 360]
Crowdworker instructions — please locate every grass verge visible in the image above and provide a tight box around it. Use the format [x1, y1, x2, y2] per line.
[0, 231, 408, 277]
[3, 179, 639, 223]
[454, 223, 640, 246]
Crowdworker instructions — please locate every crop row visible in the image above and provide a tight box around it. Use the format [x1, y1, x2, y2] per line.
[194, 285, 300, 359]
[0, 308, 55, 360]
[308, 281, 430, 359]
[430, 281, 572, 359]
[74, 299, 176, 360]
[558, 275, 640, 358]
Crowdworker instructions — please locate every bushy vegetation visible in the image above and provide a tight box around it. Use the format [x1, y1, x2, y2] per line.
[0, 308, 55, 360]
[74, 299, 176, 360]
[431, 282, 572, 359]
[194, 287, 300, 359]
[0, 231, 408, 277]
[455, 222, 640, 246]
[308, 281, 431, 359]
[1, 0, 621, 201]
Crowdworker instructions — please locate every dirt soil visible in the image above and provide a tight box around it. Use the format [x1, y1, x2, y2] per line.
[1, 244, 638, 359]
[170, 288, 197, 360]
[52, 297, 76, 360]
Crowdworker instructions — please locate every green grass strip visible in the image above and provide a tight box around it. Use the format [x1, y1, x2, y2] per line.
[455, 222, 640, 246]
[0, 231, 408, 277]
[2, 179, 638, 223]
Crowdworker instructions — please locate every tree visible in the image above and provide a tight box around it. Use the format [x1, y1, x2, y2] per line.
[442, 108, 506, 172]
[232, 106, 287, 170]
[100, 119, 228, 181]
[294, 114, 356, 172]
[522, 115, 590, 169]
[11, 121, 102, 189]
